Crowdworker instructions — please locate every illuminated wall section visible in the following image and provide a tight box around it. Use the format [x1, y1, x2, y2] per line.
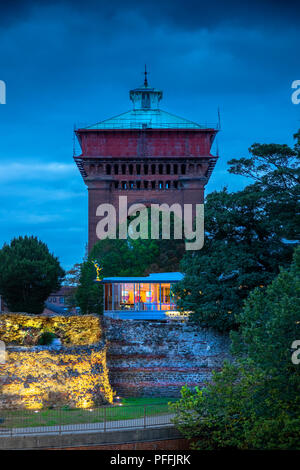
[0, 314, 114, 409]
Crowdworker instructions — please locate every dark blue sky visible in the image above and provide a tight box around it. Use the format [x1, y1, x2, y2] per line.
[0, 0, 299, 269]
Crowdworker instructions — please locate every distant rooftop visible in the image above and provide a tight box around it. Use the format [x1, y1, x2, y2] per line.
[78, 70, 218, 131]
[100, 272, 184, 283]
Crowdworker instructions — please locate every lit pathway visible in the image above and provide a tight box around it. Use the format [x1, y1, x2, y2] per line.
[0, 413, 175, 437]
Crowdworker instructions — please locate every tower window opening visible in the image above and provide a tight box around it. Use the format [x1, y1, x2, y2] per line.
[136, 164, 141, 175]
[122, 181, 127, 189]
[181, 164, 186, 175]
[136, 181, 141, 190]
[114, 164, 119, 175]
[122, 164, 126, 175]
[174, 181, 178, 189]
[159, 181, 163, 190]
[144, 181, 149, 189]
[129, 181, 134, 189]
[151, 164, 156, 175]
[173, 164, 178, 175]
[144, 164, 148, 175]
[129, 164, 134, 175]
[151, 181, 156, 189]
[158, 164, 163, 175]
[166, 164, 171, 175]
[106, 164, 111, 175]
[166, 181, 170, 189]
[114, 181, 119, 189]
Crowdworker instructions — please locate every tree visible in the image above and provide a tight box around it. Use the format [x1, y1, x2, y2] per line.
[227, 132, 300, 240]
[171, 246, 300, 450]
[62, 263, 82, 287]
[174, 131, 299, 331]
[0, 236, 65, 314]
[75, 257, 103, 315]
[227, 136, 299, 192]
[174, 188, 293, 331]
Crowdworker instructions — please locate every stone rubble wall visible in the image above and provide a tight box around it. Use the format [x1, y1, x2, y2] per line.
[0, 313, 113, 409]
[0, 342, 114, 409]
[104, 318, 231, 398]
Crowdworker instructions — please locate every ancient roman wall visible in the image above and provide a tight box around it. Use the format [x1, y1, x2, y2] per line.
[104, 318, 230, 398]
[0, 313, 114, 409]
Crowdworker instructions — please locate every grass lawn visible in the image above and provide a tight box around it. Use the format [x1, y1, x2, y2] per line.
[0, 397, 177, 429]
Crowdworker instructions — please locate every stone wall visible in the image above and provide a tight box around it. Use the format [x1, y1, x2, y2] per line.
[104, 318, 230, 398]
[56, 438, 190, 450]
[0, 313, 101, 346]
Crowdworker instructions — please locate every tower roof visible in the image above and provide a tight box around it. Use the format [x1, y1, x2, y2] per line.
[84, 108, 210, 130]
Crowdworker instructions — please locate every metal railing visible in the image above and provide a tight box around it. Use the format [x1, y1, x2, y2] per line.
[0, 402, 175, 437]
[75, 121, 220, 131]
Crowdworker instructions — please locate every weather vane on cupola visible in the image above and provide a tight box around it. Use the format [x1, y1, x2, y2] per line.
[144, 64, 149, 87]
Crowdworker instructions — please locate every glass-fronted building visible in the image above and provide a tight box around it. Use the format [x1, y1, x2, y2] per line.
[99, 272, 184, 320]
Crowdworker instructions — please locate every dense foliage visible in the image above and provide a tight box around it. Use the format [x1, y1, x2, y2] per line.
[174, 132, 300, 331]
[0, 236, 64, 314]
[171, 246, 300, 449]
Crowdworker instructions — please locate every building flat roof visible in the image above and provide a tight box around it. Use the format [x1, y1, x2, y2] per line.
[100, 272, 184, 283]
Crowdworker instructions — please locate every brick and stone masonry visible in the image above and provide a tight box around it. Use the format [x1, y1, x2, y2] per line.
[74, 76, 219, 251]
[104, 318, 230, 398]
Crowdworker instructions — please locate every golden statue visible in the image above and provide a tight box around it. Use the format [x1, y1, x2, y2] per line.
[92, 260, 103, 281]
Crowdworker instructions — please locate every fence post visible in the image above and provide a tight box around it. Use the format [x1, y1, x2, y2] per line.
[144, 405, 146, 429]
[104, 407, 106, 432]
[59, 408, 62, 435]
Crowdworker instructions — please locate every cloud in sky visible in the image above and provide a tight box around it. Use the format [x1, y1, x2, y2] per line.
[0, 0, 299, 268]
[0, 162, 76, 182]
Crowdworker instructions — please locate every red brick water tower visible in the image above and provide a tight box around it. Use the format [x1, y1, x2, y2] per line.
[74, 71, 219, 251]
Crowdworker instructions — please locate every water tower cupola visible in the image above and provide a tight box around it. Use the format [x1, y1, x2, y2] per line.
[129, 66, 163, 110]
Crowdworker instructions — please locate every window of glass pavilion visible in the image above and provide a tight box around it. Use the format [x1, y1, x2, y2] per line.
[99, 272, 184, 319]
